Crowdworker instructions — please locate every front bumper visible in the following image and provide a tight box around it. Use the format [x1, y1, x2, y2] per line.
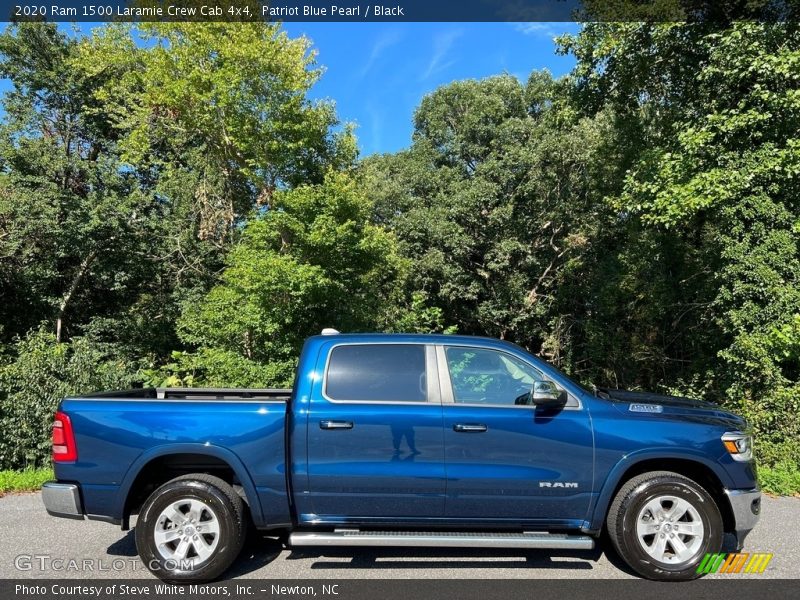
[42, 481, 84, 520]
[725, 487, 761, 549]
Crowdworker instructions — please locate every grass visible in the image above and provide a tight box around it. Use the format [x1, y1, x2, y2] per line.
[758, 461, 800, 496]
[0, 467, 53, 496]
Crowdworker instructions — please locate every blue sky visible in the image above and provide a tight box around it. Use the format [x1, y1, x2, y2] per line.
[282, 22, 580, 155]
[0, 21, 579, 157]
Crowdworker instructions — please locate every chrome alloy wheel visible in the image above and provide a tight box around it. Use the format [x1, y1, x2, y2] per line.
[154, 498, 220, 565]
[635, 495, 705, 565]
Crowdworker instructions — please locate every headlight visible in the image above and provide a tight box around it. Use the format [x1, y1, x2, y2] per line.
[722, 431, 753, 462]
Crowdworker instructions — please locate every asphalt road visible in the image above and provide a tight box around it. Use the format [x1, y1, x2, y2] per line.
[0, 492, 797, 580]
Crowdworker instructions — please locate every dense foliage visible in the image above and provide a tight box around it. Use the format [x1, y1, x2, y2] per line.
[560, 21, 800, 466]
[157, 171, 414, 387]
[0, 21, 797, 485]
[0, 328, 134, 469]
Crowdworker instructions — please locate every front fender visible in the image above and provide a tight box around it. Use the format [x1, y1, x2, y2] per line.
[115, 443, 264, 527]
[586, 448, 735, 532]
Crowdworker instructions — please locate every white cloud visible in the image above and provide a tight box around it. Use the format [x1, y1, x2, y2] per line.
[420, 29, 464, 81]
[357, 29, 404, 79]
[513, 22, 563, 40]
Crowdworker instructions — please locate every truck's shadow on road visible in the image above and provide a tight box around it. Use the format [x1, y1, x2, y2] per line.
[109, 528, 745, 578]
[105, 529, 286, 579]
[106, 530, 137, 557]
[224, 536, 284, 579]
[278, 532, 739, 576]
[230, 530, 741, 577]
[289, 546, 601, 571]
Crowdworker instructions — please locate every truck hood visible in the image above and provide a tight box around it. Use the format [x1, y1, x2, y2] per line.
[599, 388, 747, 430]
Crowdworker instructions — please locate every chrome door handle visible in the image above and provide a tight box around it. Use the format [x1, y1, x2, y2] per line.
[319, 420, 354, 430]
[453, 423, 488, 433]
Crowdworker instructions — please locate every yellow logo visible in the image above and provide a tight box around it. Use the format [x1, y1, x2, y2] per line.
[697, 552, 773, 574]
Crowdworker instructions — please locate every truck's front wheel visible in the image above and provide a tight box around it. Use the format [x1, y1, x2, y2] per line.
[607, 471, 723, 581]
[135, 474, 246, 583]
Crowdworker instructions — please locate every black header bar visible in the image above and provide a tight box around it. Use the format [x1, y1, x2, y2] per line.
[1, 0, 799, 23]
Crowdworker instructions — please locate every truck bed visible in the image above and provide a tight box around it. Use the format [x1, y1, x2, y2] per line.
[55, 389, 291, 528]
[84, 387, 292, 401]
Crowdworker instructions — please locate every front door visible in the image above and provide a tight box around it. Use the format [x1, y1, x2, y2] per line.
[440, 345, 593, 526]
[305, 343, 446, 522]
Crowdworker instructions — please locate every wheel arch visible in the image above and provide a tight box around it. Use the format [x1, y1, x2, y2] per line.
[117, 443, 264, 529]
[589, 452, 735, 535]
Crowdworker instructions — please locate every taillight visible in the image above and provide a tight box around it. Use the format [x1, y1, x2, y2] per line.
[52, 411, 77, 462]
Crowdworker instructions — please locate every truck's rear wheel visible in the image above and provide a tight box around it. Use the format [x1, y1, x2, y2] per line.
[135, 474, 245, 583]
[606, 471, 723, 581]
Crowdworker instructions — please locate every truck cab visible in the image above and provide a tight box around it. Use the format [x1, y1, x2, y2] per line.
[293, 334, 593, 527]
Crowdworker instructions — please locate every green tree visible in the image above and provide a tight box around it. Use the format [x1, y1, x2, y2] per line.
[1, 21, 357, 360]
[0, 23, 160, 348]
[81, 22, 355, 249]
[74, 22, 358, 357]
[158, 172, 408, 387]
[363, 73, 610, 361]
[560, 21, 800, 462]
[0, 327, 135, 470]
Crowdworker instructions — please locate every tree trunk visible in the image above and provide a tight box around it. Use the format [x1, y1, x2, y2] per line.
[56, 250, 97, 343]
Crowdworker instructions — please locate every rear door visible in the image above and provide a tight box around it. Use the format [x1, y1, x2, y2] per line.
[305, 343, 446, 521]
[439, 345, 593, 526]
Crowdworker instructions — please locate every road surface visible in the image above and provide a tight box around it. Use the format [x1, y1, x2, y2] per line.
[1, 492, 797, 580]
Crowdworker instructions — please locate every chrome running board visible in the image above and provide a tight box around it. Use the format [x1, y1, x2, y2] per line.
[289, 530, 594, 549]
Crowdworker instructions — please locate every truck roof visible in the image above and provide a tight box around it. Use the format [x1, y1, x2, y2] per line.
[307, 332, 523, 350]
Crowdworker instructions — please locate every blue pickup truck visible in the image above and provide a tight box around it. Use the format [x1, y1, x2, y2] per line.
[43, 331, 760, 582]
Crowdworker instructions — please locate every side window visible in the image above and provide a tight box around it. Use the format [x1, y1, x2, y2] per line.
[445, 347, 544, 406]
[326, 344, 427, 402]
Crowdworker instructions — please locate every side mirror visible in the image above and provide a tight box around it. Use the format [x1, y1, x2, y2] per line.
[531, 380, 567, 410]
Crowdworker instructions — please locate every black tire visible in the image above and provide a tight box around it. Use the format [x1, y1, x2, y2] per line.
[606, 470, 723, 581]
[135, 473, 246, 583]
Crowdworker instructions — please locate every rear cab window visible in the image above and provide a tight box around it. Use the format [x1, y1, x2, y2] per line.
[325, 344, 427, 402]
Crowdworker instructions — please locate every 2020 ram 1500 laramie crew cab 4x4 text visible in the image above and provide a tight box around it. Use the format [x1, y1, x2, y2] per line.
[43, 331, 760, 581]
